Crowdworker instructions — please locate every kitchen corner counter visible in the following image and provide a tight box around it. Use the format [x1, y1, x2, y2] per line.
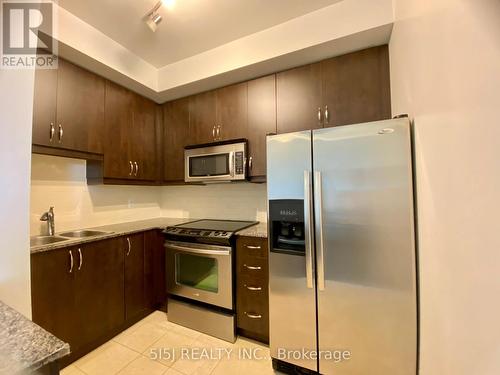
[31, 217, 267, 254]
[0, 301, 69, 374]
[236, 222, 268, 238]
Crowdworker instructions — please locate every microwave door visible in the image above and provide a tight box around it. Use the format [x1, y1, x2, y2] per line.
[186, 152, 233, 182]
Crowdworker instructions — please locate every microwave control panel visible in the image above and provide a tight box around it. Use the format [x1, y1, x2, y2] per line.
[235, 151, 244, 175]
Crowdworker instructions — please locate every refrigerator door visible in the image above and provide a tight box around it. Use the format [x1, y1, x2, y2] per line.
[313, 119, 417, 375]
[267, 131, 318, 372]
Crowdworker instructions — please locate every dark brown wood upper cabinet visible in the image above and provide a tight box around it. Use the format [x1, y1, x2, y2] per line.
[32, 68, 58, 147]
[103, 82, 157, 182]
[163, 98, 190, 182]
[276, 63, 323, 134]
[132, 94, 157, 181]
[189, 90, 216, 145]
[321, 45, 391, 127]
[247, 75, 276, 178]
[124, 233, 146, 320]
[216, 82, 248, 141]
[56, 60, 105, 154]
[32, 60, 105, 153]
[104, 81, 135, 180]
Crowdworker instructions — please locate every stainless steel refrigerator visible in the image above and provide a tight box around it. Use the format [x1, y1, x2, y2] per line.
[267, 118, 417, 374]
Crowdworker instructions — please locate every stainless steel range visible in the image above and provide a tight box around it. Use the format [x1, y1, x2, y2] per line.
[164, 219, 257, 342]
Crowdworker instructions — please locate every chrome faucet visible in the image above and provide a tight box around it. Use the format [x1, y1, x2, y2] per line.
[40, 207, 55, 236]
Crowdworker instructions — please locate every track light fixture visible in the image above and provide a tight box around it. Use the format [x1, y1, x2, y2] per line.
[145, 0, 175, 32]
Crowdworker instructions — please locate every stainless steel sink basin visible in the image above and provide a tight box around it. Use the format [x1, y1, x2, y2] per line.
[58, 230, 113, 238]
[30, 236, 69, 247]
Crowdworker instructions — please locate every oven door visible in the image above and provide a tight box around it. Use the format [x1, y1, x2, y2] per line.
[165, 240, 233, 310]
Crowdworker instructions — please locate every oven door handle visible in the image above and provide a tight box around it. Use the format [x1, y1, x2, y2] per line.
[165, 242, 231, 256]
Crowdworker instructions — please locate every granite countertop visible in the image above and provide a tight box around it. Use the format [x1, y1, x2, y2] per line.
[31, 218, 267, 254]
[236, 222, 268, 238]
[0, 301, 69, 374]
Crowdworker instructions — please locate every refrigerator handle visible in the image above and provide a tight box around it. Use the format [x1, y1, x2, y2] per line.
[304, 170, 314, 289]
[315, 171, 325, 291]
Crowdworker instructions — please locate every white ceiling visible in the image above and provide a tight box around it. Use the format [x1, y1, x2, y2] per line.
[58, 0, 344, 68]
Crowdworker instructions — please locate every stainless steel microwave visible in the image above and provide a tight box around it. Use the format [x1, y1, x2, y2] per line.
[184, 140, 247, 183]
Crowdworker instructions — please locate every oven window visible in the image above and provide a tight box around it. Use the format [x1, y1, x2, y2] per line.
[189, 153, 229, 177]
[175, 253, 219, 293]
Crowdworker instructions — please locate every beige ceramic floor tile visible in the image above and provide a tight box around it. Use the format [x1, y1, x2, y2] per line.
[211, 355, 277, 375]
[142, 310, 169, 325]
[60, 364, 86, 375]
[164, 368, 184, 375]
[145, 330, 198, 367]
[73, 341, 140, 375]
[117, 355, 169, 375]
[169, 337, 222, 375]
[114, 322, 169, 353]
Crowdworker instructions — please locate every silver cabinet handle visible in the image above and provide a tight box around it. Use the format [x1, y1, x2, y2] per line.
[58, 124, 63, 143]
[69, 250, 74, 273]
[126, 237, 131, 256]
[77, 248, 83, 271]
[216, 125, 221, 140]
[49, 123, 55, 142]
[249, 156, 253, 170]
[212, 126, 216, 140]
[129, 161, 133, 176]
[314, 171, 325, 291]
[324, 105, 330, 124]
[244, 264, 261, 270]
[134, 162, 139, 177]
[245, 312, 262, 319]
[245, 285, 262, 291]
[245, 245, 261, 250]
[304, 170, 314, 289]
[317, 107, 322, 124]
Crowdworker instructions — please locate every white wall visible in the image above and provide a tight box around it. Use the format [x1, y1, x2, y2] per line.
[30, 155, 162, 236]
[161, 184, 267, 222]
[389, 0, 500, 374]
[0, 69, 34, 318]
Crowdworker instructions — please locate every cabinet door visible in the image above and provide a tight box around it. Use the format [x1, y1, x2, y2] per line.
[32, 68, 57, 147]
[125, 233, 145, 320]
[144, 230, 166, 310]
[247, 75, 276, 178]
[75, 239, 125, 349]
[216, 82, 247, 141]
[56, 60, 105, 153]
[321, 45, 391, 127]
[276, 63, 323, 134]
[104, 81, 134, 179]
[189, 90, 216, 144]
[31, 248, 77, 351]
[132, 95, 157, 181]
[163, 98, 190, 182]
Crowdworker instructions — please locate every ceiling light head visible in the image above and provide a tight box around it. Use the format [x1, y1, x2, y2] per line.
[162, 0, 176, 9]
[146, 12, 162, 32]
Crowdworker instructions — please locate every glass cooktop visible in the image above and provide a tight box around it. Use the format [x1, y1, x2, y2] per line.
[175, 219, 258, 232]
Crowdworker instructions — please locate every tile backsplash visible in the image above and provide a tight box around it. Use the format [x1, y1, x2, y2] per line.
[30, 155, 267, 236]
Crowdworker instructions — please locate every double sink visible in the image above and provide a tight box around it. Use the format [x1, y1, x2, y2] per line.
[30, 230, 114, 247]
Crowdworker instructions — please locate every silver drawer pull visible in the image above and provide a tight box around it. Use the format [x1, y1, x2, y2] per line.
[244, 264, 261, 270]
[245, 312, 262, 319]
[49, 123, 55, 141]
[68, 250, 74, 273]
[245, 245, 261, 250]
[77, 248, 83, 271]
[245, 285, 262, 291]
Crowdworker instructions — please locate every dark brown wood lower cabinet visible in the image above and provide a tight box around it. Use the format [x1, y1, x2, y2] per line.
[31, 231, 166, 365]
[75, 239, 125, 353]
[236, 236, 269, 343]
[144, 230, 167, 309]
[125, 233, 145, 320]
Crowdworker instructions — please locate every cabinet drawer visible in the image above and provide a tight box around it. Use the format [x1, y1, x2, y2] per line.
[236, 236, 268, 258]
[237, 255, 268, 278]
[236, 282, 269, 342]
